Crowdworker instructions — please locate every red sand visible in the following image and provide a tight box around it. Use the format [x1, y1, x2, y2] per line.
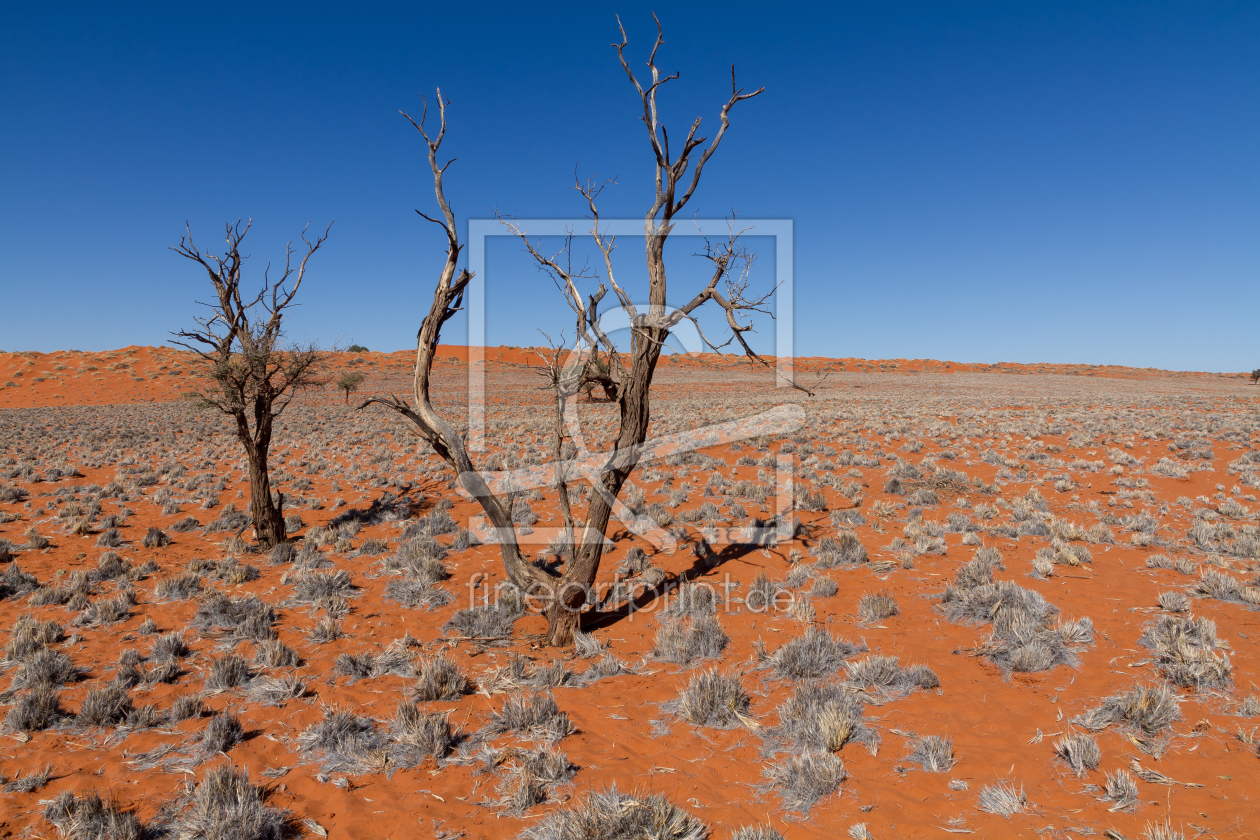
[1, 346, 1258, 839]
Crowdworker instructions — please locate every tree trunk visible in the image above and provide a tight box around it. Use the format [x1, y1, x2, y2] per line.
[543, 601, 581, 647]
[239, 415, 286, 548]
[541, 320, 670, 644]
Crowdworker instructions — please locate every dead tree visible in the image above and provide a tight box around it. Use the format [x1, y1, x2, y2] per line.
[172, 220, 331, 547]
[367, 16, 770, 646]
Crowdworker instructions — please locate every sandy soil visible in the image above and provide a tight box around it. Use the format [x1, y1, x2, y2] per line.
[0, 346, 1258, 839]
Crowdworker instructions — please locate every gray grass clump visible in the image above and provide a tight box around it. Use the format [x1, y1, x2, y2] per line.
[75, 594, 132, 627]
[95, 528, 124, 548]
[518, 785, 707, 840]
[942, 579, 1056, 625]
[1158, 591, 1191, 613]
[664, 582, 719, 619]
[1102, 768, 1139, 811]
[443, 585, 527, 641]
[578, 654, 635, 685]
[1053, 733, 1100, 776]
[170, 516, 201, 533]
[27, 572, 92, 607]
[1137, 614, 1231, 689]
[414, 654, 469, 701]
[172, 764, 290, 840]
[308, 617, 343, 644]
[856, 591, 899, 624]
[4, 762, 53, 793]
[496, 658, 576, 691]
[199, 711, 244, 756]
[333, 653, 379, 681]
[391, 703, 457, 763]
[941, 579, 1089, 675]
[651, 616, 730, 666]
[290, 569, 356, 604]
[9, 647, 83, 690]
[843, 655, 939, 699]
[1188, 569, 1249, 605]
[123, 702, 165, 731]
[572, 630, 607, 658]
[731, 827, 785, 840]
[189, 557, 258, 586]
[1036, 540, 1092, 569]
[357, 538, 390, 556]
[383, 577, 454, 610]
[485, 692, 574, 743]
[1142, 820, 1186, 840]
[151, 631, 191, 661]
[115, 650, 144, 690]
[43, 790, 144, 840]
[1074, 683, 1181, 735]
[204, 654, 254, 692]
[669, 669, 751, 728]
[494, 746, 577, 815]
[0, 563, 40, 600]
[3, 614, 62, 662]
[192, 595, 276, 642]
[168, 694, 204, 724]
[4, 686, 66, 731]
[907, 735, 956, 772]
[141, 527, 171, 548]
[954, 548, 1004, 589]
[154, 573, 203, 602]
[252, 639, 299, 669]
[297, 706, 392, 774]
[977, 781, 1028, 816]
[744, 573, 784, 612]
[811, 577, 838, 598]
[268, 542, 296, 565]
[769, 628, 866, 680]
[812, 531, 869, 568]
[78, 684, 132, 727]
[771, 682, 878, 754]
[382, 536, 449, 582]
[245, 675, 306, 706]
[381, 537, 452, 609]
[338, 640, 417, 683]
[615, 546, 651, 576]
[763, 749, 846, 813]
[407, 508, 459, 538]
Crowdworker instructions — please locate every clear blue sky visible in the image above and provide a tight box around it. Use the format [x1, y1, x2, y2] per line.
[2, 2, 1256, 371]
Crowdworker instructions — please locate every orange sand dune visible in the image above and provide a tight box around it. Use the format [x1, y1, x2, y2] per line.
[2, 345, 1248, 409]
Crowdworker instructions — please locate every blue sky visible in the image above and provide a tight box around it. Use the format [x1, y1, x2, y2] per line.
[2, 2, 1256, 371]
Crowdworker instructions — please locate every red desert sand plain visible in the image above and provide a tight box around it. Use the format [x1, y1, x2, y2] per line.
[1, 345, 1258, 839]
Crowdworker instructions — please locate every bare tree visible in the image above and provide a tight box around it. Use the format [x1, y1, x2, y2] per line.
[367, 16, 772, 646]
[172, 220, 332, 547]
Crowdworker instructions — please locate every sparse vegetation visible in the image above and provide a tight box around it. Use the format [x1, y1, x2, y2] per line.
[2, 157, 1260, 839]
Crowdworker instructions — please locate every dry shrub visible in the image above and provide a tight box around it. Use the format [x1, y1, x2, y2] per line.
[669, 669, 751, 728]
[1074, 683, 1181, 735]
[763, 749, 846, 813]
[520, 786, 706, 840]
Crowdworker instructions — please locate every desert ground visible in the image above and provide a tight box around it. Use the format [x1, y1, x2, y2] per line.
[1, 346, 1258, 839]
